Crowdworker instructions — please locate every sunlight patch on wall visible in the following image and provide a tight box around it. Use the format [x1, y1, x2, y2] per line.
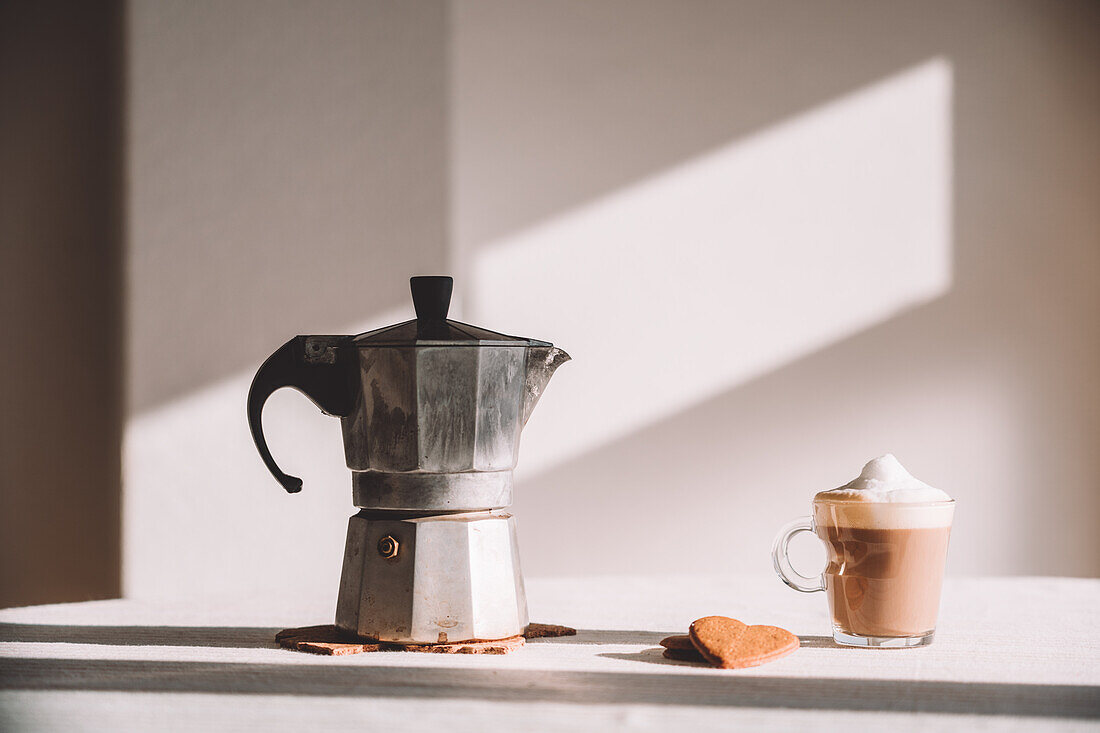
[122, 306, 411, 599]
[124, 60, 952, 600]
[470, 59, 954, 476]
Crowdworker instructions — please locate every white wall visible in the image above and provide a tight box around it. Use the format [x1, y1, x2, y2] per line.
[124, 0, 1100, 602]
[124, 0, 447, 600]
[452, 0, 1100, 580]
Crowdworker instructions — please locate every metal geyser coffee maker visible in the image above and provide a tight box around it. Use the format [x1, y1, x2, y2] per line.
[247, 276, 569, 643]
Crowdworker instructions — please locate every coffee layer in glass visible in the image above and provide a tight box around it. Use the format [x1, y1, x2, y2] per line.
[813, 500, 954, 641]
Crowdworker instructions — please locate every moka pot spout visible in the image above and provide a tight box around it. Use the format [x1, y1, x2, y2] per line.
[522, 345, 570, 427]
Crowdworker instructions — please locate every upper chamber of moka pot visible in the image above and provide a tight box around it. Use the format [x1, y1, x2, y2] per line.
[246, 276, 570, 513]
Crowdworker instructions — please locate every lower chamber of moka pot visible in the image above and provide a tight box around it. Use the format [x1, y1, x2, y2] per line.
[335, 510, 528, 644]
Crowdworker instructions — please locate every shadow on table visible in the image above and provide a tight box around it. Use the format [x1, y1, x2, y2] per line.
[795, 635, 840, 649]
[534, 629, 674, 646]
[2, 623, 1096, 719]
[0, 622, 280, 649]
[598, 636, 859, 667]
[540, 631, 843, 649]
[0, 655, 1097, 719]
[0, 624, 672, 650]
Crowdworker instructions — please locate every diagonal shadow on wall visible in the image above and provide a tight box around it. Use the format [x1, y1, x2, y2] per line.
[455, 0, 1100, 581]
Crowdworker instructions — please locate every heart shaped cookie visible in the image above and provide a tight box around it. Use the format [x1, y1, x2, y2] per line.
[663, 647, 706, 661]
[687, 616, 747, 666]
[659, 634, 706, 662]
[659, 634, 696, 651]
[688, 616, 799, 669]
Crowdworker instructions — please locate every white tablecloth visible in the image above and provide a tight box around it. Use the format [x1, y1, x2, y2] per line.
[1, 576, 1097, 732]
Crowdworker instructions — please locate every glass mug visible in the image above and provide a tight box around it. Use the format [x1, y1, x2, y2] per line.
[772, 498, 955, 647]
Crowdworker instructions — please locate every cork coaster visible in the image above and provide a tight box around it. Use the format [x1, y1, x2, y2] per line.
[396, 636, 525, 655]
[275, 625, 383, 656]
[524, 622, 577, 639]
[688, 616, 799, 669]
[275, 622, 575, 656]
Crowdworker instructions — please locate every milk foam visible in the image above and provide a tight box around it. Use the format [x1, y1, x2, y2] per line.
[814, 455, 953, 529]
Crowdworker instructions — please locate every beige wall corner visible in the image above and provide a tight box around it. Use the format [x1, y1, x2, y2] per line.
[0, 0, 124, 607]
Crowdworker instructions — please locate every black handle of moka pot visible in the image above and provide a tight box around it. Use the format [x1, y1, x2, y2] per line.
[410, 275, 453, 339]
[247, 336, 357, 494]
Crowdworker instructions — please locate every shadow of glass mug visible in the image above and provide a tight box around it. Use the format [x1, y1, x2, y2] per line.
[772, 499, 955, 648]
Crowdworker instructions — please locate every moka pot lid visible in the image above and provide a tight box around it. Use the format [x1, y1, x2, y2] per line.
[351, 276, 552, 348]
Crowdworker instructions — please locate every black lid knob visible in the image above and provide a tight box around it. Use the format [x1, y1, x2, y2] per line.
[410, 276, 453, 337]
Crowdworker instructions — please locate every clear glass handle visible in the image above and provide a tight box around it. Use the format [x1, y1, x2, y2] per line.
[771, 516, 826, 593]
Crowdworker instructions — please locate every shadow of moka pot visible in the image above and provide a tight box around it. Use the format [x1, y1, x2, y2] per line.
[247, 276, 569, 643]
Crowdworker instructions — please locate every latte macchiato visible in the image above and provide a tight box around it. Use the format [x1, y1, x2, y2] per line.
[813, 501, 953, 639]
[774, 455, 954, 648]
